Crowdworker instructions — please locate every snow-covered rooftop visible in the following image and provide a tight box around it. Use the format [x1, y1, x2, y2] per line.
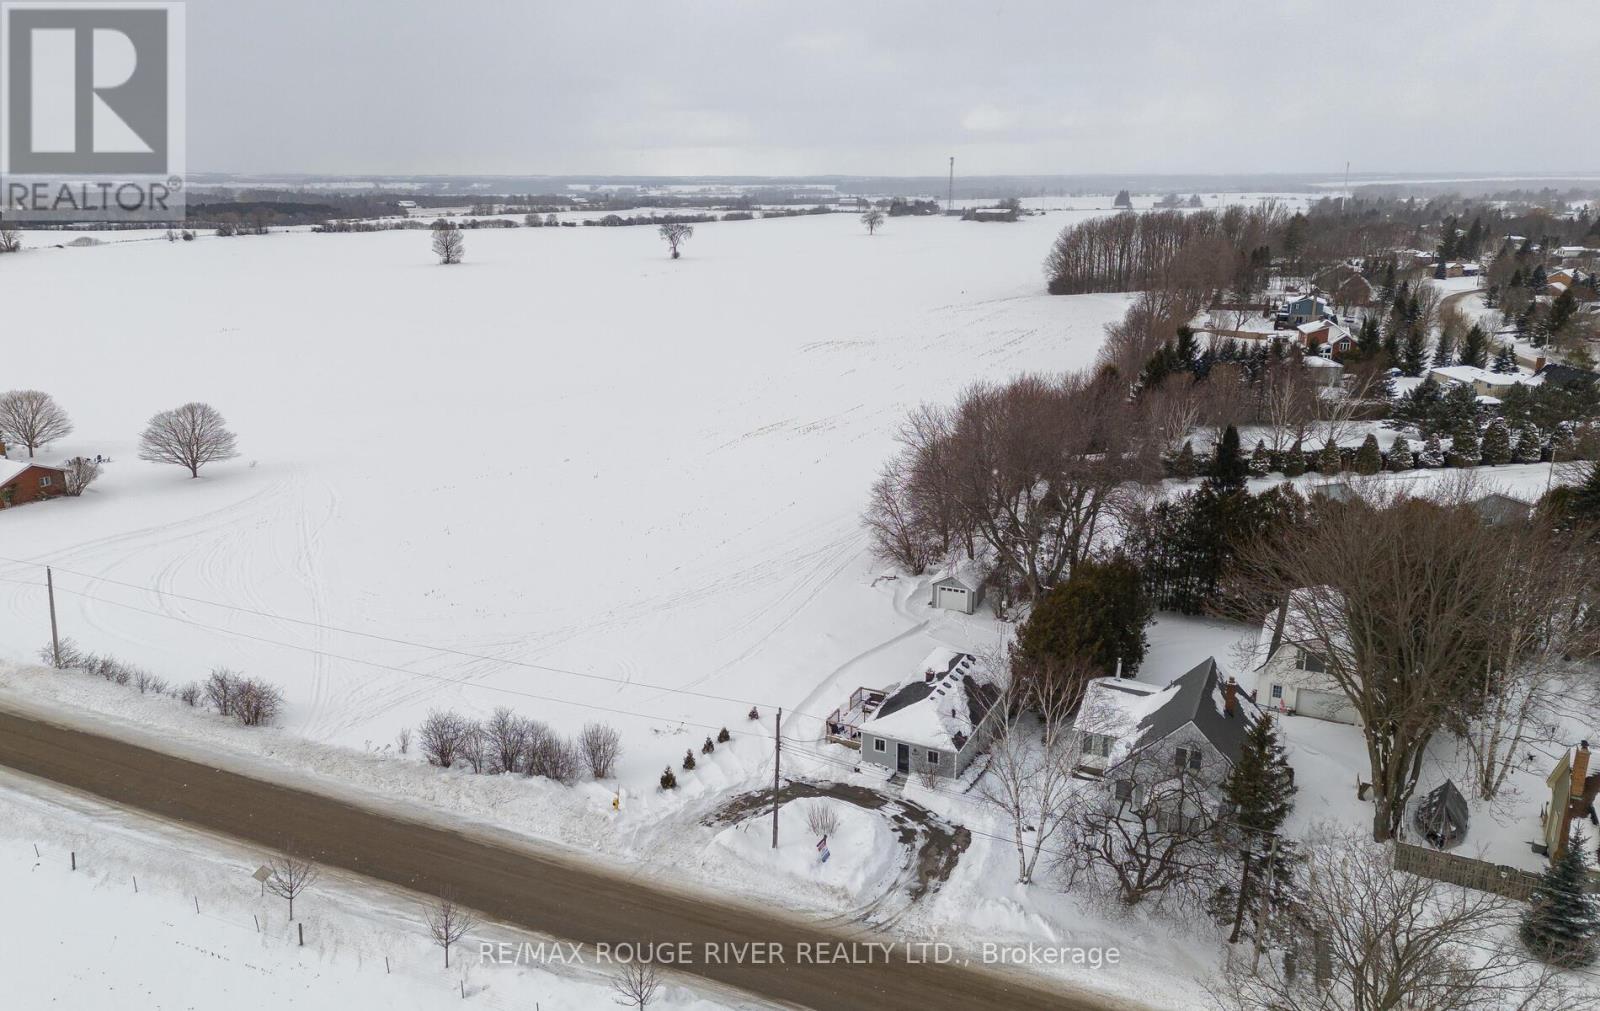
[864, 649, 999, 752]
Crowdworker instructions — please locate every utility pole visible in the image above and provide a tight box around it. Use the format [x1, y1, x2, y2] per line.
[947, 157, 954, 214]
[47, 567, 60, 668]
[1342, 161, 1350, 214]
[771, 708, 782, 849]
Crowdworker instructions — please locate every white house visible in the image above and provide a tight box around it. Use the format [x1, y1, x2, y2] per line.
[927, 571, 984, 614]
[1427, 364, 1538, 399]
[1254, 595, 1358, 725]
[857, 649, 1002, 780]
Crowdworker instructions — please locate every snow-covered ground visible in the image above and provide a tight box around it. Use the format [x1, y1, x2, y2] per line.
[1, 210, 1128, 786]
[0, 767, 755, 1010]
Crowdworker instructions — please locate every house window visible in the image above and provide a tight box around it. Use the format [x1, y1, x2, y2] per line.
[38, 476, 52, 487]
[873, 739, 885, 753]
[927, 751, 940, 766]
[1083, 733, 1112, 758]
[1114, 779, 1133, 802]
[1175, 746, 1203, 772]
[1296, 648, 1327, 674]
[1270, 684, 1283, 700]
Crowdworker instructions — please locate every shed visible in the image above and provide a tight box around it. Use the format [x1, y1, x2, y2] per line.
[928, 573, 983, 615]
[1413, 780, 1469, 849]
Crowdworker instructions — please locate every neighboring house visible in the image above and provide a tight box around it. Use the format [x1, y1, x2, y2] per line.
[1535, 362, 1600, 389]
[1283, 294, 1334, 326]
[928, 571, 984, 615]
[1073, 657, 1266, 797]
[1295, 319, 1351, 354]
[1472, 492, 1532, 527]
[1547, 267, 1577, 287]
[858, 649, 1002, 780]
[0, 459, 67, 508]
[1427, 364, 1537, 398]
[1254, 596, 1358, 725]
[1547, 280, 1570, 298]
[1539, 742, 1598, 859]
[1310, 481, 1358, 504]
[962, 206, 1019, 222]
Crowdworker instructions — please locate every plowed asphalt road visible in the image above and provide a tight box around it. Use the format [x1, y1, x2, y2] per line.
[0, 708, 1144, 1011]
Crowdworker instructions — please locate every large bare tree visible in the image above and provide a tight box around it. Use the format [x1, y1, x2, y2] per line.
[610, 959, 661, 1009]
[137, 402, 239, 477]
[1211, 833, 1597, 1011]
[1229, 489, 1535, 840]
[658, 222, 693, 259]
[431, 224, 464, 265]
[0, 220, 20, 254]
[0, 389, 73, 458]
[860, 207, 885, 235]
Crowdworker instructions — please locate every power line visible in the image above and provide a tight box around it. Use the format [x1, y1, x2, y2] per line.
[0, 555, 834, 723]
[32, 581, 780, 742]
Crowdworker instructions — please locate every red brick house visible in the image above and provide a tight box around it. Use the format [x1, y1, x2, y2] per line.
[0, 459, 67, 508]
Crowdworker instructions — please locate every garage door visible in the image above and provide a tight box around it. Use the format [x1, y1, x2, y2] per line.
[1296, 689, 1353, 724]
[936, 586, 970, 612]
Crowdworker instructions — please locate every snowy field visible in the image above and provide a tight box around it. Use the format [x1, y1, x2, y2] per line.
[1, 209, 1128, 785]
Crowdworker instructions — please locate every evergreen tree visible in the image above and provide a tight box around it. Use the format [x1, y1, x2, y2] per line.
[1207, 425, 1249, 493]
[1011, 554, 1152, 694]
[1354, 434, 1381, 475]
[1401, 326, 1428, 376]
[1520, 829, 1600, 967]
[1282, 440, 1307, 478]
[1387, 436, 1414, 471]
[1248, 440, 1272, 477]
[1459, 324, 1489, 369]
[1317, 441, 1341, 475]
[1212, 713, 1298, 944]
[1419, 433, 1446, 467]
[1172, 440, 1198, 480]
[1448, 419, 1481, 467]
[1484, 283, 1500, 309]
[1392, 375, 1444, 434]
[1492, 342, 1518, 374]
[1480, 417, 1512, 465]
[1356, 315, 1382, 359]
[1567, 461, 1600, 528]
[1512, 424, 1544, 464]
[1432, 329, 1455, 368]
[1438, 382, 1479, 436]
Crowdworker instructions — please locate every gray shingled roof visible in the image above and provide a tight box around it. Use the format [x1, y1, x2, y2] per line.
[1131, 657, 1260, 765]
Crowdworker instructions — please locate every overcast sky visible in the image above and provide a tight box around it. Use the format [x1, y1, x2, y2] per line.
[185, 0, 1597, 177]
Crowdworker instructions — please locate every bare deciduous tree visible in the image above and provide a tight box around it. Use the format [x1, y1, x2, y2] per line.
[578, 722, 622, 779]
[0, 220, 20, 253]
[431, 222, 464, 265]
[419, 709, 469, 768]
[137, 402, 239, 478]
[981, 677, 1083, 884]
[1210, 832, 1597, 1011]
[61, 457, 101, 497]
[264, 853, 319, 921]
[423, 891, 477, 968]
[860, 208, 885, 235]
[658, 222, 692, 259]
[0, 389, 73, 458]
[1229, 488, 1536, 840]
[483, 706, 527, 773]
[395, 726, 412, 755]
[233, 677, 284, 726]
[805, 802, 840, 838]
[610, 959, 661, 1009]
[205, 667, 241, 716]
[1063, 745, 1223, 908]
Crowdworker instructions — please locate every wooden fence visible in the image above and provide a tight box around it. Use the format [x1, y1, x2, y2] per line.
[1393, 842, 1600, 902]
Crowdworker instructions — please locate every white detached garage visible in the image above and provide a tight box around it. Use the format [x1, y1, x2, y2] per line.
[928, 573, 983, 615]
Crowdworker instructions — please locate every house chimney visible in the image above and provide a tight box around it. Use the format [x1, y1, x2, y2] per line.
[1573, 741, 1592, 799]
[1224, 677, 1238, 718]
[924, 668, 936, 684]
[1535, 355, 1547, 372]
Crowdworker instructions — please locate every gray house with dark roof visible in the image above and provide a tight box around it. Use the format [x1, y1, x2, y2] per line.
[857, 649, 1003, 780]
[1074, 657, 1266, 796]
